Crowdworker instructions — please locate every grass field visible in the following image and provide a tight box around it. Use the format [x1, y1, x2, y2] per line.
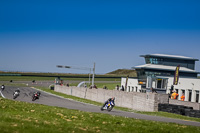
[1, 98, 200, 133]
[36, 86, 200, 123]
[0, 76, 121, 82]
[1, 82, 200, 123]
[0, 75, 120, 90]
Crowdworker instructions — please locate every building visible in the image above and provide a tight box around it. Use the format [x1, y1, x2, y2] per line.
[121, 54, 200, 103]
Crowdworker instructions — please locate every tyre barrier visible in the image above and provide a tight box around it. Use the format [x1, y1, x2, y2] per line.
[49, 84, 54, 90]
[158, 103, 200, 118]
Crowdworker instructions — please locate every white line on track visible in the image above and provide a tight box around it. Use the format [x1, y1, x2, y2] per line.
[0, 91, 5, 98]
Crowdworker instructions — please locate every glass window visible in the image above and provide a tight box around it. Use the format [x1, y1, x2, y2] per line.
[145, 57, 195, 70]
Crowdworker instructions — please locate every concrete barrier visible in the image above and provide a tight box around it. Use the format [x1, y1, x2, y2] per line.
[55, 85, 169, 112]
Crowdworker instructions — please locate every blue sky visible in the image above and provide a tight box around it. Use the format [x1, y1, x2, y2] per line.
[0, 0, 200, 74]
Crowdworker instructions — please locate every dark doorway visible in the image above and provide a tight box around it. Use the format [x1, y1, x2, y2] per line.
[196, 91, 199, 103]
[157, 80, 162, 88]
[188, 90, 192, 102]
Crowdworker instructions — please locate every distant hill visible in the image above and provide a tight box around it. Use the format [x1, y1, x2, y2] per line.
[106, 69, 137, 77]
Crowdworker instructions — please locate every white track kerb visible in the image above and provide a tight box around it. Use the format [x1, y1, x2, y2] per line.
[0, 91, 5, 98]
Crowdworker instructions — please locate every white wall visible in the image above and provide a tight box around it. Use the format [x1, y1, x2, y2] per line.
[121, 78, 141, 92]
[166, 77, 200, 103]
[121, 77, 200, 103]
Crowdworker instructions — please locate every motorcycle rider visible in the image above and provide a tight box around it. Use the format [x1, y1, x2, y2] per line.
[13, 88, 20, 94]
[1, 85, 5, 91]
[103, 97, 115, 108]
[33, 91, 41, 97]
[32, 91, 41, 101]
[13, 88, 20, 98]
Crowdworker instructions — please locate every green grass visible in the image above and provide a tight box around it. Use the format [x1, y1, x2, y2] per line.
[107, 69, 137, 77]
[1, 82, 200, 123]
[92, 83, 120, 90]
[79, 83, 120, 90]
[0, 83, 28, 87]
[35, 86, 200, 123]
[135, 111, 200, 123]
[0, 76, 121, 82]
[1, 74, 200, 126]
[0, 98, 200, 133]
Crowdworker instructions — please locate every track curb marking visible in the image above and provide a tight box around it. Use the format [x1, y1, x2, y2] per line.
[0, 91, 5, 98]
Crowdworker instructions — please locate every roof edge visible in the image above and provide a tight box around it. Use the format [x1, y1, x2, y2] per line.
[140, 54, 199, 61]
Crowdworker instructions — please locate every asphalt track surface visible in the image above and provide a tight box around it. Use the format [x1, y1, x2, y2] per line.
[1, 86, 200, 127]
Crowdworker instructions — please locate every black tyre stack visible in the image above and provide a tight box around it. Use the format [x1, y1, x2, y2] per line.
[158, 103, 200, 118]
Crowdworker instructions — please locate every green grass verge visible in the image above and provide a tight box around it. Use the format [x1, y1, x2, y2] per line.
[0, 76, 55, 81]
[95, 83, 120, 90]
[0, 98, 200, 133]
[1, 83, 200, 123]
[0, 83, 28, 87]
[35, 86, 200, 123]
[135, 111, 200, 123]
[79, 83, 120, 90]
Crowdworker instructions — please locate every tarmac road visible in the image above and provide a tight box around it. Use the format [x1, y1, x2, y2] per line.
[1, 86, 200, 127]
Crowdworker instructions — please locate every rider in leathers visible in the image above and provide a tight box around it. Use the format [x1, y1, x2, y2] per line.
[103, 97, 115, 108]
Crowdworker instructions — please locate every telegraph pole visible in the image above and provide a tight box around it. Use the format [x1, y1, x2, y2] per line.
[92, 62, 95, 87]
[57, 63, 95, 86]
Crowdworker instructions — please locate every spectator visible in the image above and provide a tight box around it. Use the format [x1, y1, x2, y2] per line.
[93, 84, 97, 89]
[32, 80, 35, 84]
[121, 85, 124, 91]
[103, 86, 108, 90]
[181, 93, 185, 101]
[89, 85, 92, 89]
[84, 84, 87, 88]
[171, 85, 174, 91]
[60, 80, 63, 86]
[151, 87, 153, 93]
[168, 93, 171, 98]
[151, 88, 157, 93]
[171, 90, 179, 99]
[116, 85, 119, 90]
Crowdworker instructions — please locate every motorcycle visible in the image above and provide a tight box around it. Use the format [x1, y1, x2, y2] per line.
[32, 92, 40, 101]
[13, 91, 20, 99]
[101, 101, 115, 112]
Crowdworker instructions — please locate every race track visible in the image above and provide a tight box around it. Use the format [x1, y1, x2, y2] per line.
[1, 86, 200, 127]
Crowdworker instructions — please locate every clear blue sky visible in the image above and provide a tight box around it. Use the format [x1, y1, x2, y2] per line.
[1, 0, 200, 74]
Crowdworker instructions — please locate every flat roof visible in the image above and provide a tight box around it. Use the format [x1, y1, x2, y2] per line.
[133, 64, 200, 73]
[140, 54, 199, 61]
